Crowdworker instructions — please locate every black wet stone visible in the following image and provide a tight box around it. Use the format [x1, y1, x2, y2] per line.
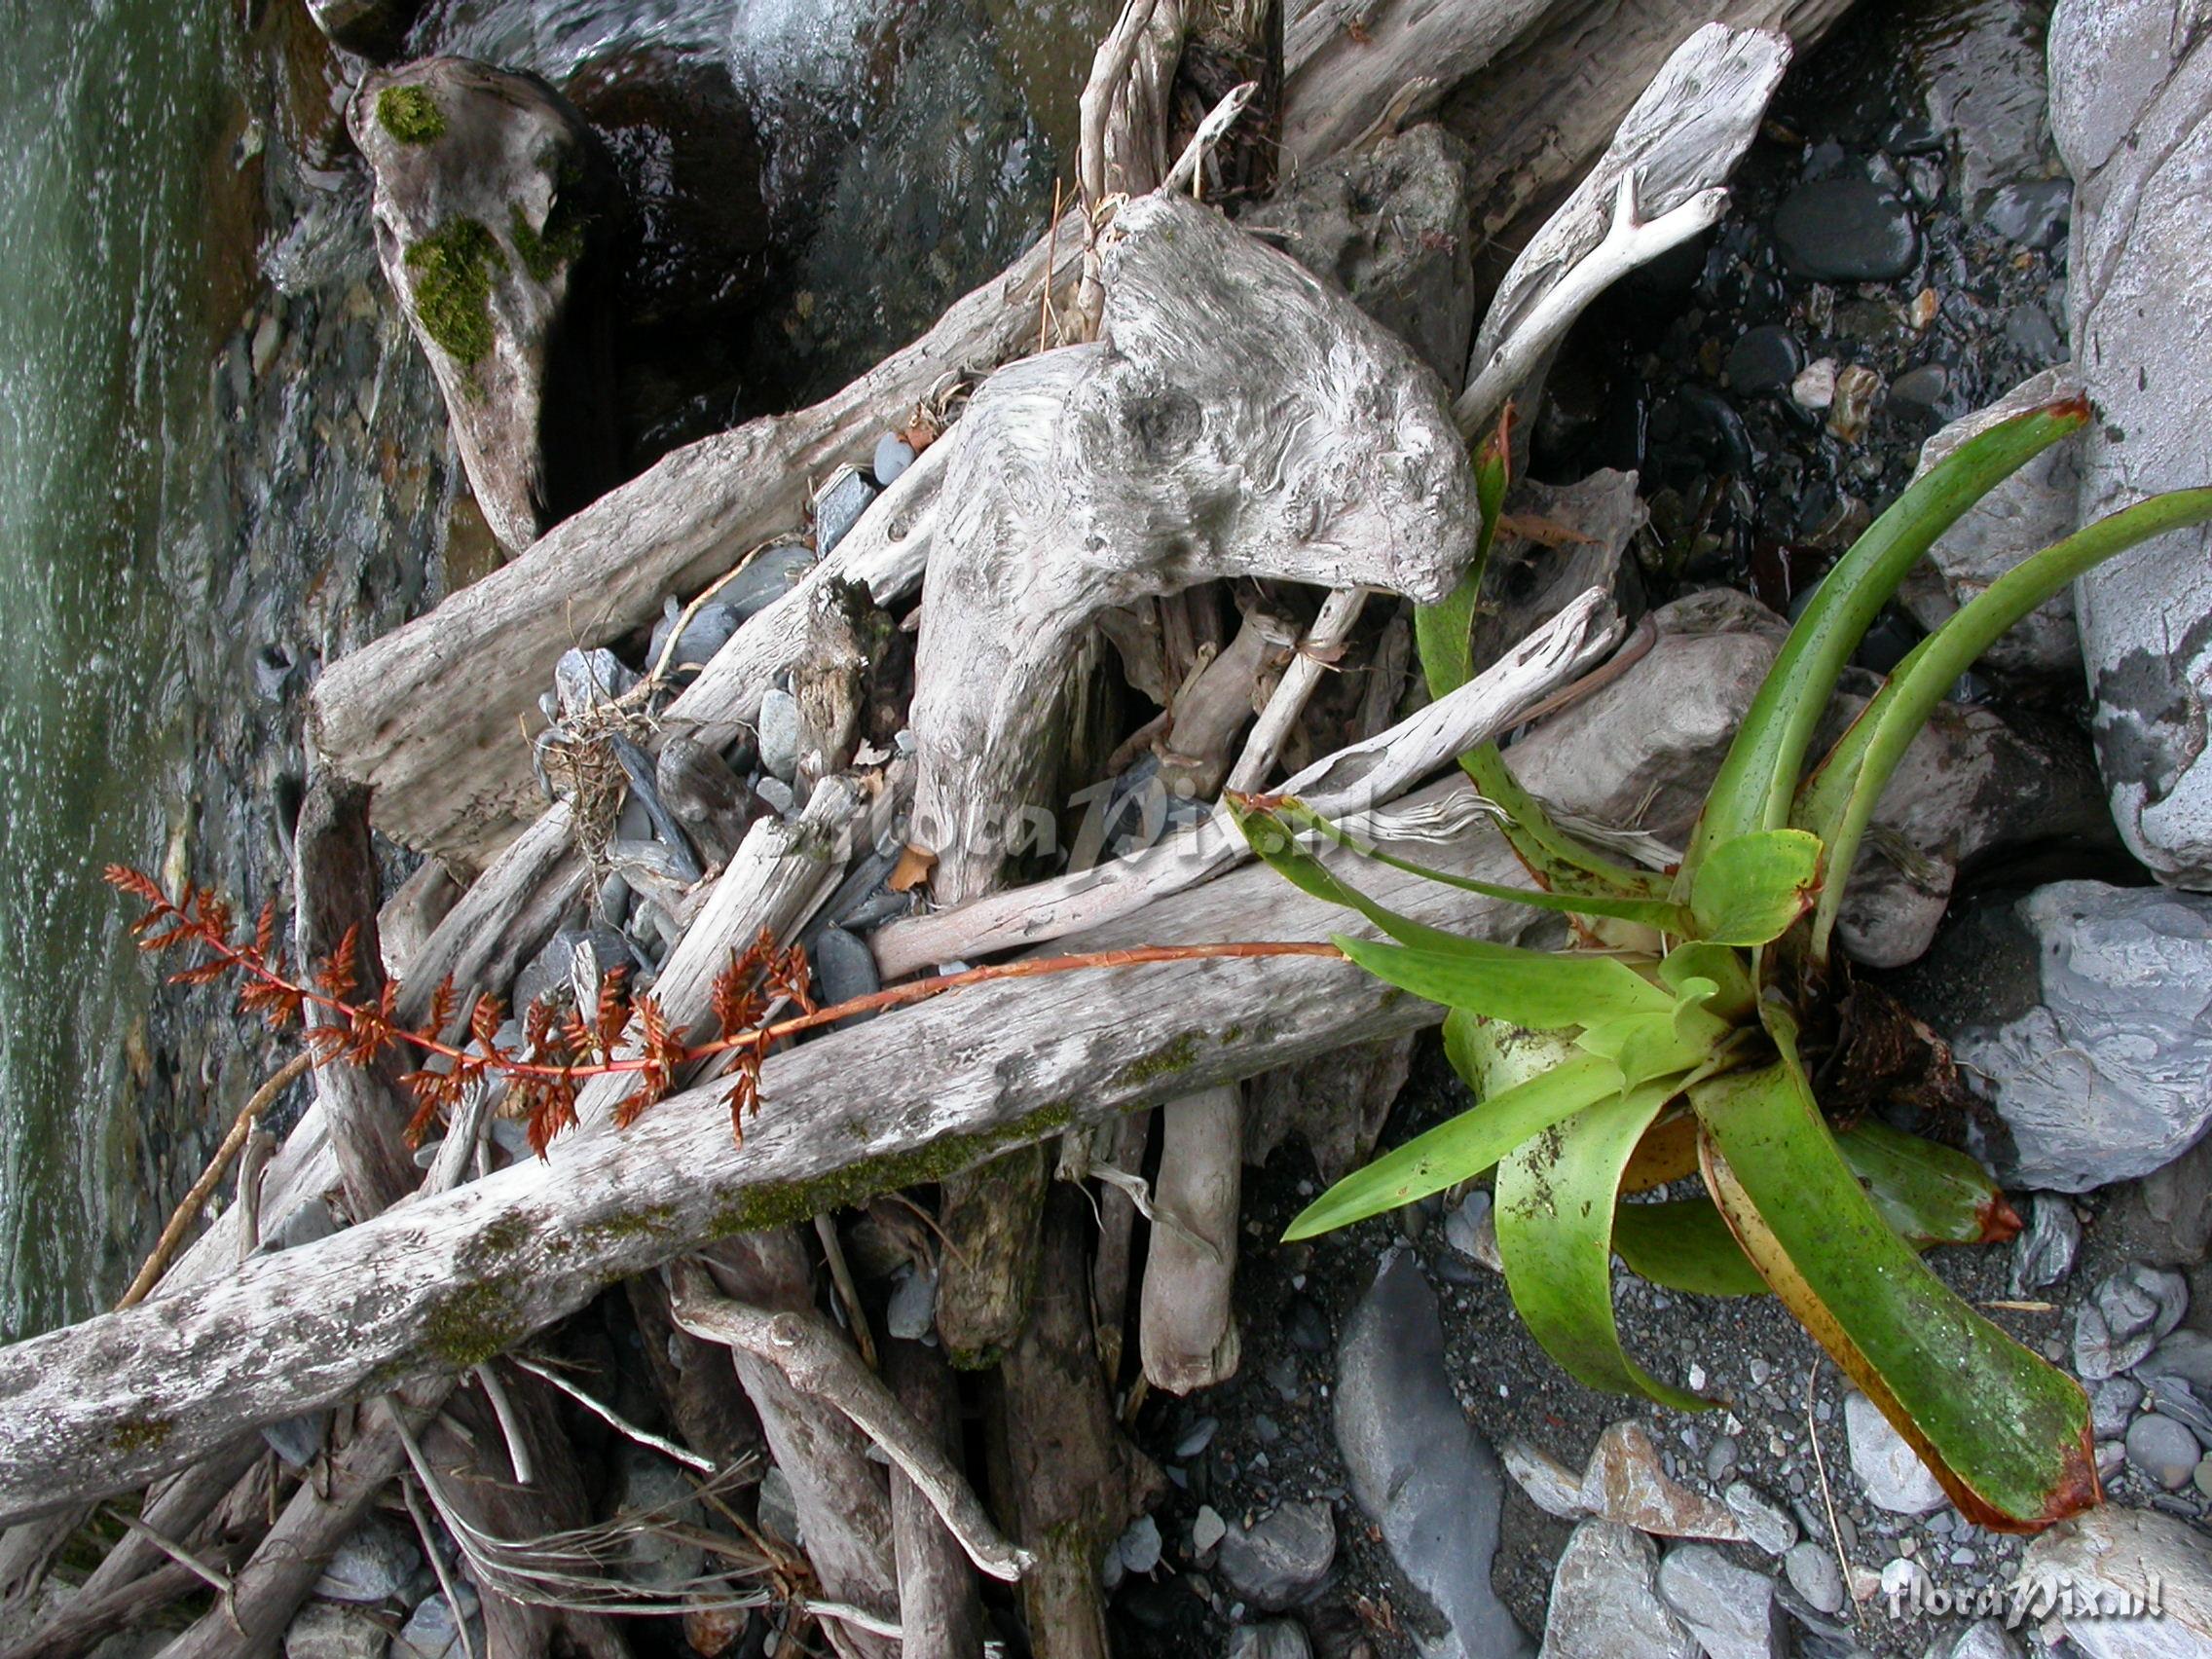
[1890, 362, 1950, 407]
[1981, 179, 2072, 249]
[1773, 178, 1920, 280]
[1726, 324, 1805, 394]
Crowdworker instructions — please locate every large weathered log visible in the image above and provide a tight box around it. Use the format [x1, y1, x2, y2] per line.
[310, 209, 1080, 869]
[909, 190, 1477, 903]
[353, 59, 622, 555]
[1281, 0, 1556, 162]
[1439, 0, 1854, 243]
[0, 602, 1679, 1523]
[294, 774, 419, 1222]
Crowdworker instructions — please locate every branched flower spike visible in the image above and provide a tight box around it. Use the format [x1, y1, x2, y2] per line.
[106, 866, 1338, 1161]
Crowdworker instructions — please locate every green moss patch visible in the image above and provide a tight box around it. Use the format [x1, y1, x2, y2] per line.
[376, 85, 447, 145]
[509, 197, 589, 284]
[404, 218, 504, 365]
[424, 1278, 526, 1368]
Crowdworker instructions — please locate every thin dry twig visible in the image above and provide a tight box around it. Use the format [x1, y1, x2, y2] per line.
[402, 1473, 480, 1659]
[117, 1051, 312, 1309]
[1804, 1360, 1860, 1632]
[506, 1353, 721, 1477]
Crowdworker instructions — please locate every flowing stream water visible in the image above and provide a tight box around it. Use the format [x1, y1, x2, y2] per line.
[0, 0, 1111, 1342]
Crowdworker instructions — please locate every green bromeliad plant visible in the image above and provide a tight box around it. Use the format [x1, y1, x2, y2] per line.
[1229, 396, 2212, 1531]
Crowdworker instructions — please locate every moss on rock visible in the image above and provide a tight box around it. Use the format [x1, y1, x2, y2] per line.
[404, 218, 504, 366]
[509, 196, 589, 284]
[376, 85, 447, 145]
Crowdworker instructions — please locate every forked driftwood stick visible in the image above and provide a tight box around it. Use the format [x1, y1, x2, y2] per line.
[1453, 23, 1793, 437]
[668, 1264, 1031, 1583]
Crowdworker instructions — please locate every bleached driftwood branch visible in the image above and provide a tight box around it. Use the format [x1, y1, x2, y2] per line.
[875, 585, 1616, 977]
[1455, 22, 1792, 437]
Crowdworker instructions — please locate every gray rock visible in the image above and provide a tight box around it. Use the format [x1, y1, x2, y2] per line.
[2146, 1375, 2212, 1445]
[2102, 1264, 2191, 1343]
[1938, 1623, 2022, 1659]
[756, 688, 801, 784]
[2115, 1130, 2212, 1267]
[813, 466, 879, 556]
[872, 432, 916, 487]
[260, 1411, 327, 1469]
[1217, 1501, 1335, 1611]
[1952, 883, 2212, 1193]
[1724, 325, 1804, 396]
[1655, 1544, 1786, 1659]
[2139, 1330, 2212, 1391]
[313, 1518, 421, 1603]
[285, 1602, 390, 1659]
[1194, 1505, 1228, 1556]
[1118, 1514, 1162, 1576]
[1537, 1521, 1696, 1659]
[553, 646, 638, 720]
[2093, 1377, 2147, 1440]
[351, 61, 619, 553]
[1773, 179, 1919, 280]
[885, 1264, 937, 1342]
[2020, 1504, 2212, 1656]
[756, 1464, 800, 1546]
[2012, 1192, 2083, 1293]
[1897, 370, 2083, 676]
[720, 543, 814, 623]
[1244, 125, 1480, 393]
[392, 1589, 481, 1659]
[612, 1446, 706, 1590]
[655, 735, 752, 865]
[2049, 0, 2212, 884]
[2076, 1304, 2156, 1382]
[1844, 1390, 1946, 1515]
[1783, 1540, 1845, 1615]
[810, 925, 880, 1014]
[2125, 1411, 2201, 1489]
[646, 598, 743, 676]
[513, 924, 635, 1014]
[1227, 1620, 1313, 1659]
[1336, 1254, 1530, 1655]
[1444, 1190, 1499, 1270]
[1721, 1481, 1797, 1556]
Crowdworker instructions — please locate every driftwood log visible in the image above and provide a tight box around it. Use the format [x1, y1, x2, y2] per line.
[0, 591, 1646, 1525]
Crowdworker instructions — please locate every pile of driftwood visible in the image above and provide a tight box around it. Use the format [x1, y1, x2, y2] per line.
[0, 4, 1842, 1654]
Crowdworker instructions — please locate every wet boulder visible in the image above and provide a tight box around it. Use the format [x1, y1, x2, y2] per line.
[351, 59, 621, 554]
[307, 0, 422, 60]
[2049, 0, 2212, 886]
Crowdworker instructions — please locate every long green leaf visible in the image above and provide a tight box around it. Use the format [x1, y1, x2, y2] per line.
[1797, 487, 2212, 961]
[1688, 829, 1824, 945]
[1682, 396, 2089, 885]
[1268, 796, 1695, 932]
[1414, 412, 1515, 701]
[1336, 934, 1670, 1029]
[1498, 1080, 1710, 1409]
[1615, 1121, 2015, 1300]
[1281, 1051, 1630, 1238]
[1613, 1199, 1771, 1297]
[1691, 1030, 2095, 1530]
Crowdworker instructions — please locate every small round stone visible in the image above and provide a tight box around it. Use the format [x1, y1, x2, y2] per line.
[872, 430, 916, 486]
[1774, 178, 1920, 281]
[2124, 1410, 2200, 1490]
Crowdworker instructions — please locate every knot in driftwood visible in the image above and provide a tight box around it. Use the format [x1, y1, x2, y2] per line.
[909, 192, 1480, 903]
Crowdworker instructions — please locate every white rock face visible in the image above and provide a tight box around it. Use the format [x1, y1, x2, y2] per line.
[1952, 882, 2212, 1192]
[2020, 1504, 2212, 1658]
[1843, 1389, 1947, 1515]
[1537, 1522, 1697, 1659]
[1899, 368, 2084, 676]
[1655, 1544, 1788, 1659]
[2048, 0, 2212, 887]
